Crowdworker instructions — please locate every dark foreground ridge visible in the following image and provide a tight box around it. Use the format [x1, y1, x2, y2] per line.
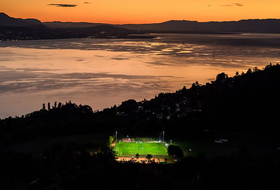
[1, 64, 280, 189]
[1, 63, 280, 139]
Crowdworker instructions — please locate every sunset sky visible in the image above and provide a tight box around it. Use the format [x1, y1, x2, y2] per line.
[1, 0, 280, 24]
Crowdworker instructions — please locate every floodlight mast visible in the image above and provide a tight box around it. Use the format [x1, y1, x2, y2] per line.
[163, 131, 165, 142]
[116, 131, 117, 140]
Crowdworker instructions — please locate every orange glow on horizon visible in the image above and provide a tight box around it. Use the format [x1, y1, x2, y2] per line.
[1, 1, 280, 24]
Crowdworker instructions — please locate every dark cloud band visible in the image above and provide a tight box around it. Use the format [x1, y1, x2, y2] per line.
[234, 3, 244, 6]
[48, 4, 77, 7]
[221, 3, 244, 7]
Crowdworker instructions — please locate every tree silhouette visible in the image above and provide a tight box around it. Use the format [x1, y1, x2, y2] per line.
[182, 86, 187, 92]
[246, 68, 252, 74]
[146, 154, 152, 160]
[235, 71, 239, 77]
[216, 72, 228, 82]
[108, 136, 114, 147]
[118, 99, 138, 113]
[168, 145, 184, 160]
[253, 67, 260, 72]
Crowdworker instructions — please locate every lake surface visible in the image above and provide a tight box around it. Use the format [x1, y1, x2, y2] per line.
[1, 33, 280, 118]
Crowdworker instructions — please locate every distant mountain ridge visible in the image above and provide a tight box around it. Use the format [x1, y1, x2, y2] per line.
[0, 12, 43, 27]
[120, 19, 280, 33]
[43, 21, 102, 28]
[2, 12, 280, 33]
[86, 24, 131, 33]
[45, 18, 280, 33]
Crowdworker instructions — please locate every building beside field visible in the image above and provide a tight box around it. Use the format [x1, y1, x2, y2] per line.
[116, 157, 166, 164]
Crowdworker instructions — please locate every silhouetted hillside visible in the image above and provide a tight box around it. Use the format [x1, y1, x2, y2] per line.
[19, 18, 42, 25]
[3, 12, 280, 33]
[43, 21, 103, 28]
[120, 19, 280, 33]
[43, 19, 280, 33]
[0, 13, 148, 40]
[1, 64, 280, 143]
[0, 12, 44, 28]
[87, 24, 132, 33]
[202, 65, 280, 135]
[1, 64, 280, 190]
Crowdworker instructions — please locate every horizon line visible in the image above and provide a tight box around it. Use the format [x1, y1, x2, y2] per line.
[1, 12, 280, 25]
[42, 18, 280, 25]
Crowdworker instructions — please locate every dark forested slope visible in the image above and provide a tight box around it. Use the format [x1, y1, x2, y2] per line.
[1, 64, 280, 190]
[1, 64, 280, 143]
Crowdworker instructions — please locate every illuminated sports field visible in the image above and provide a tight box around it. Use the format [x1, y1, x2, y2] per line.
[113, 139, 168, 157]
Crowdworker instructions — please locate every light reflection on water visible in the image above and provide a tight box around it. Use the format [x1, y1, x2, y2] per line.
[1, 33, 280, 118]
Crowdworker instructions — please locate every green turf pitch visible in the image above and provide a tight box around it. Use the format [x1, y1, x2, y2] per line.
[113, 141, 168, 157]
